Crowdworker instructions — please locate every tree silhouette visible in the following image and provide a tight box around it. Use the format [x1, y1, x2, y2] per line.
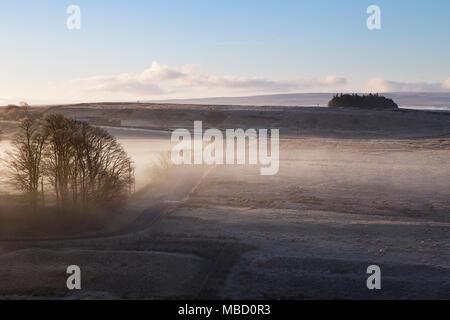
[7, 119, 47, 211]
[328, 94, 398, 109]
[8, 115, 134, 212]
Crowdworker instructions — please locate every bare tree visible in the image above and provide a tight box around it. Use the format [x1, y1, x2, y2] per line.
[7, 118, 47, 210]
[43, 114, 76, 208]
[8, 114, 134, 212]
[69, 121, 134, 209]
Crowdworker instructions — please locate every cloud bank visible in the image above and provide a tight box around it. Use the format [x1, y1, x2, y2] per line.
[65, 61, 347, 99]
[443, 78, 450, 89]
[365, 77, 450, 93]
[2, 62, 449, 105]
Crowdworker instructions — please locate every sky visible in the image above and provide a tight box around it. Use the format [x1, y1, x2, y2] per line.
[1, 0, 450, 104]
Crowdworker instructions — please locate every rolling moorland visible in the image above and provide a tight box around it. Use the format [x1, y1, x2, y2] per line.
[0, 100, 449, 299]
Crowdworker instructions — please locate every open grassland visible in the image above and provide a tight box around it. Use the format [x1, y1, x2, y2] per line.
[0, 104, 449, 299]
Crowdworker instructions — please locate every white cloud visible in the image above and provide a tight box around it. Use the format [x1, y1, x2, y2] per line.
[364, 78, 392, 93]
[365, 77, 450, 93]
[5, 63, 449, 105]
[64, 61, 347, 98]
[442, 78, 450, 89]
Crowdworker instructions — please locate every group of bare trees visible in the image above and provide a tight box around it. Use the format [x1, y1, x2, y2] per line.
[7, 114, 135, 211]
[0, 102, 33, 121]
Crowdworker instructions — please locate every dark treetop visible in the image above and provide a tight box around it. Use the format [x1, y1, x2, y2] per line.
[328, 93, 399, 110]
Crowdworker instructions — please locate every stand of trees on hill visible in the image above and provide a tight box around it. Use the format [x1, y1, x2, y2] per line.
[7, 114, 135, 212]
[328, 93, 399, 110]
[0, 102, 36, 121]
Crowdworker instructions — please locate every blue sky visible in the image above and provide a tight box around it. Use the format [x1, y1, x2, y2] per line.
[1, 0, 450, 103]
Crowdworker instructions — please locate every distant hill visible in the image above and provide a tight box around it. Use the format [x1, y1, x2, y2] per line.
[328, 94, 398, 110]
[147, 92, 450, 111]
[148, 93, 333, 107]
